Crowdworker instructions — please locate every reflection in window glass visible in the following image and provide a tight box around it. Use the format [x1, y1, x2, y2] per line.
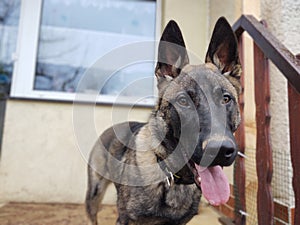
[34, 0, 156, 97]
[0, 0, 20, 96]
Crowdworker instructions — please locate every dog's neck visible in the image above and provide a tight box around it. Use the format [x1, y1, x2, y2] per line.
[134, 124, 195, 186]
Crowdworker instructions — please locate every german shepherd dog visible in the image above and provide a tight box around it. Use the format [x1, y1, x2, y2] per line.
[86, 17, 242, 225]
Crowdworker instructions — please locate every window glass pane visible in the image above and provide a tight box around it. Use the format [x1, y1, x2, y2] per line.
[34, 0, 156, 98]
[0, 0, 20, 96]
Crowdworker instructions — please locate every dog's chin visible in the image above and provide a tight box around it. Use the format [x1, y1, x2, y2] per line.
[189, 160, 230, 206]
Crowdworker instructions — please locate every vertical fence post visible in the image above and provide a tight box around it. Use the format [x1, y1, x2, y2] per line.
[288, 65, 300, 225]
[254, 34, 274, 224]
[234, 35, 246, 225]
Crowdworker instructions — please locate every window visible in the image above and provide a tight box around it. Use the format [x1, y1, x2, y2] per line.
[11, 0, 161, 106]
[0, 0, 21, 97]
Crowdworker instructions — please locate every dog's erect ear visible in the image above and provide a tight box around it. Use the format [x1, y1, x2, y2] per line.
[205, 17, 242, 93]
[155, 20, 189, 88]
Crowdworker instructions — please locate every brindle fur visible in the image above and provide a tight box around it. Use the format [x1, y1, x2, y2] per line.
[86, 17, 242, 225]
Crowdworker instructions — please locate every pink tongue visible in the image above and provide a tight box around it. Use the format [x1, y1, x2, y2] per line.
[195, 164, 230, 206]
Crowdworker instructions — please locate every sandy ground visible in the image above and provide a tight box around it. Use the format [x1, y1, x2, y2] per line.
[0, 202, 221, 225]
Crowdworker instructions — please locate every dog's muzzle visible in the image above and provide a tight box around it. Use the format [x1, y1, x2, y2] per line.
[190, 138, 237, 206]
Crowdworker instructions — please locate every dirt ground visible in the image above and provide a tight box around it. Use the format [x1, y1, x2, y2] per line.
[0, 203, 90, 225]
[0, 202, 221, 225]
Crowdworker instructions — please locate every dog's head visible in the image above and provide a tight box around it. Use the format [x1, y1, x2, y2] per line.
[152, 18, 241, 205]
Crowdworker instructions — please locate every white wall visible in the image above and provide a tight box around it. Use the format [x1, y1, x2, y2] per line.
[0, 100, 150, 203]
[209, 0, 242, 34]
[162, 0, 209, 62]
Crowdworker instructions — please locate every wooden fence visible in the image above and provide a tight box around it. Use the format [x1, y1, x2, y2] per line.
[231, 15, 300, 225]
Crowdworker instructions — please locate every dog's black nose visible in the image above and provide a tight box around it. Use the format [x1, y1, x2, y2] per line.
[200, 139, 237, 167]
[221, 140, 236, 159]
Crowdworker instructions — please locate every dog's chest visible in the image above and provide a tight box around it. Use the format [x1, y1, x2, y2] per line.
[120, 183, 201, 224]
[163, 184, 199, 208]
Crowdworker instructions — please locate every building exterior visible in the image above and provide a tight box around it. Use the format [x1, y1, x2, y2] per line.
[0, 1, 299, 224]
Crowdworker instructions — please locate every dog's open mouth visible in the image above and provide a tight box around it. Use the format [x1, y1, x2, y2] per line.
[190, 162, 230, 206]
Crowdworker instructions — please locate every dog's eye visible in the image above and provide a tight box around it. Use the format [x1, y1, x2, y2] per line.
[222, 94, 232, 104]
[177, 95, 189, 107]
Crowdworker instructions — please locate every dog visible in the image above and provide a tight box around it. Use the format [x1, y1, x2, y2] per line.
[85, 17, 242, 225]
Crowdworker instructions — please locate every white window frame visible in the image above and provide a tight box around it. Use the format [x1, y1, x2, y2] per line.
[11, 0, 161, 106]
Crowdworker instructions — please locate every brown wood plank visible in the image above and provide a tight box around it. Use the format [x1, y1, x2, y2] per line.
[232, 15, 300, 93]
[291, 207, 295, 225]
[274, 202, 289, 223]
[254, 39, 274, 225]
[221, 204, 235, 220]
[288, 82, 300, 225]
[233, 35, 246, 225]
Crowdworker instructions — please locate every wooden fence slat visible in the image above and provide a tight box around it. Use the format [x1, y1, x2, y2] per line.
[288, 83, 300, 225]
[233, 35, 246, 225]
[254, 41, 274, 225]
